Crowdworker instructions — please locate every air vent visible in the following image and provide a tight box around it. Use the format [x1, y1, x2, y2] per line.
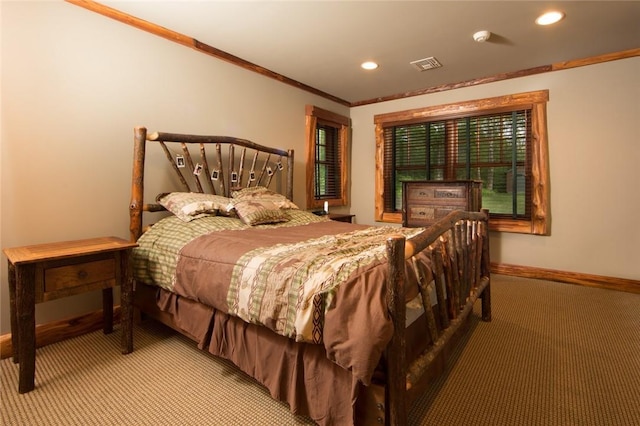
[410, 56, 442, 71]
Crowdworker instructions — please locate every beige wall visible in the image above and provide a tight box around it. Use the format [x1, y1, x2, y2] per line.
[0, 2, 347, 334]
[2, 2, 638, 336]
[350, 56, 640, 281]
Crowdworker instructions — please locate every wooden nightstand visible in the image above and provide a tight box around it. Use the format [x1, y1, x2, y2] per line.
[328, 213, 355, 223]
[3, 236, 138, 393]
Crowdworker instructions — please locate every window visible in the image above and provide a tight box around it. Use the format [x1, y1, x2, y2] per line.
[305, 105, 350, 209]
[374, 90, 550, 234]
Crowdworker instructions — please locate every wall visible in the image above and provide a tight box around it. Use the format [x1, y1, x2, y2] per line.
[0, 1, 348, 334]
[2, 2, 638, 336]
[350, 56, 640, 281]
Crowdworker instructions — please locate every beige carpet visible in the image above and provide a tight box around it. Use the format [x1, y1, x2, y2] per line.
[2, 275, 640, 425]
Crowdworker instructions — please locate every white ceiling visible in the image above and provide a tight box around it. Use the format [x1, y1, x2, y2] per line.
[103, 1, 640, 105]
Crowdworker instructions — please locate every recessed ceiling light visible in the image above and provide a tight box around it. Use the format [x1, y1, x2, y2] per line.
[536, 11, 565, 26]
[361, 61, 379, 70]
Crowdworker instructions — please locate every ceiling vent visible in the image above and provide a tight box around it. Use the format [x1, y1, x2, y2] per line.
[410, 56, 442, 71]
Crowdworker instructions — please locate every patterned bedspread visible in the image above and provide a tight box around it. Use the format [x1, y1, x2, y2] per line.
[132, 209, 426, 383]
[227, 225, 423, 343]
[132, 209, 329, 293]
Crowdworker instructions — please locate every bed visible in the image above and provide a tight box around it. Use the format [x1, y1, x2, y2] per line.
[128, 126, 492, 425]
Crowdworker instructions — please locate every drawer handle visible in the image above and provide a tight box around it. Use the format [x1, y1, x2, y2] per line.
[77, 270, 89, 280]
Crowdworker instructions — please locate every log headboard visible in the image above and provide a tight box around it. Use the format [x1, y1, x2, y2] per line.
[129, 126, 294, 242]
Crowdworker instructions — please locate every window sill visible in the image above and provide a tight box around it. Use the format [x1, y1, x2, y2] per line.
[376, 212, 544, 235]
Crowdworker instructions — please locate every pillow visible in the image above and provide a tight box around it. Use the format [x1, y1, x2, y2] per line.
[231, 186, 298, 210]
[231, 198, 289, 226]
[157, 192, 232, 222]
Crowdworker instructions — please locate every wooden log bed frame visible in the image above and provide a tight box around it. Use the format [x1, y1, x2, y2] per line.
[129, 126, 492, 426]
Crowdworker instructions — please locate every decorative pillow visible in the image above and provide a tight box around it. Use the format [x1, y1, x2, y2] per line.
[231, 186, 298, 209]
[157, 192, 232, 222]
[231, 198, 289, 226]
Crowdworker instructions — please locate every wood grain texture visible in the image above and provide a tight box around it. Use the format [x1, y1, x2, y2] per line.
[3, 238, 136, 393]
[0, 308, 122, 360]
[374, 91, 550, 236]
[65, 0, 350, 107]
[3, 237, 137, 265]
[402, 180, 482, 227]
[551, 48, 640, 71]
[304, 106, 350, 210]
[385, 235, 408, 426]
[63, 1, 640, 108]
[130, 126, 295, 241]
[354, 49, 638, 106]
[492, 263, 640, 294]
[383, 210, 491, 425]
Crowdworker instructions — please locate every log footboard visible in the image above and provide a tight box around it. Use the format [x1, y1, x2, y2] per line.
[376, 209, 491, 426]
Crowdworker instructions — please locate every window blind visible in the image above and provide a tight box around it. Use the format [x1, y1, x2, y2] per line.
[315, 123, 342, 200]
[384, 109, 532, 219]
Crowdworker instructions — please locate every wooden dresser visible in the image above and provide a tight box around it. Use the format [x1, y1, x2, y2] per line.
[402, 180, 482, 227]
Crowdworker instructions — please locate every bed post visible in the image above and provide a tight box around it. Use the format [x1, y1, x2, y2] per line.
[130, 126, 146, 242]
[480, 208, 492, 321]
[286, 149, 294, 201]
[385, 235, 407, 426]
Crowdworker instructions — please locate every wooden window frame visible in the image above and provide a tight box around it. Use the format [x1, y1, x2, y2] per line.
[374, 90, 550, 234]
[305, 105, 350, 210]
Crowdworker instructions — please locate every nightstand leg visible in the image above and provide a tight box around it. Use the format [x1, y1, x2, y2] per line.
[16, 264, 36, 393]
[7, 262, 19, 363]
[102, 288, 113, 334]
[120, 251, 133, 354]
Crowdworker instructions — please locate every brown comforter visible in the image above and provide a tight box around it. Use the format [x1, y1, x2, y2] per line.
[173, 220, 423, 385]
[133, 212, 431, 425]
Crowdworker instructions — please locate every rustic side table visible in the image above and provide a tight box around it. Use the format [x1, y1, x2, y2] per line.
[328, 213, 355, 223]
[3, 236, 138, 393]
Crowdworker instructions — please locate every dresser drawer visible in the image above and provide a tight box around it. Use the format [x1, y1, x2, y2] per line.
[402, 180, 482, 227]
[406, 205, 461, 226]
[406, 185, 469, 206]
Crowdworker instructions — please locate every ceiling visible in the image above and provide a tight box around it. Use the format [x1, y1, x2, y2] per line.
[100, 1, 640, 106]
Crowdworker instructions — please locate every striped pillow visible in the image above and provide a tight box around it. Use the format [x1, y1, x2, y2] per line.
[231, 198, 289, 226]
[231, 186, 298, 209]
[157, 192, 232, 222]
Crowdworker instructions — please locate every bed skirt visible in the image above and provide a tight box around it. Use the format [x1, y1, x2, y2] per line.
[140, 284, 359, 425]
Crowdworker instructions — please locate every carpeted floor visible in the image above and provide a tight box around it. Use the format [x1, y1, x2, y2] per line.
[2, 275, 639, 425]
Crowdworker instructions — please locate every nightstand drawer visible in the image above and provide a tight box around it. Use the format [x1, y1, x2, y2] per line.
[35, 252, 121, 302]
[44, 258, 116, 292]
[328, 213, 355, 223]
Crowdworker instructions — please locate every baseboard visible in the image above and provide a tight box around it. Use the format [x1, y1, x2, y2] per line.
[2, 265, 638, 360]
[0, 307, 121, 360]
[491, 263, 640, 294]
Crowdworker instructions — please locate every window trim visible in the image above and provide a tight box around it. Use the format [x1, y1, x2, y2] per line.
[305, 105, 350, 210]
[374, 90, 550, 234]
